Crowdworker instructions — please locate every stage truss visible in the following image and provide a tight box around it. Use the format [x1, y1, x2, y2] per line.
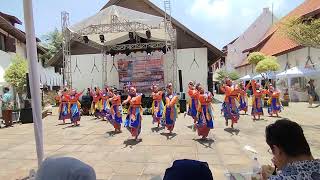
[61, 0, 177, 89]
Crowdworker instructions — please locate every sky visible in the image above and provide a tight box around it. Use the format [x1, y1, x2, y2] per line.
[0, 0, 304, 49]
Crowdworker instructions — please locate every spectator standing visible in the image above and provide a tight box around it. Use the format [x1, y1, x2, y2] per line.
[1, 87, 13, 127]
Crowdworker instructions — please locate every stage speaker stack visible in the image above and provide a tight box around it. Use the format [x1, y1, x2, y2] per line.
[26, 73, 31, 99]
[178, 70, 187, 113]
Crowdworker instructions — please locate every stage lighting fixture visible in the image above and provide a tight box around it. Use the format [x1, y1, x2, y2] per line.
[161, 46, 167, 54]
[110, 49, 116, 57]
[125, 48, 131, 56]
[129, 32, 134, 39]
[146, 30, 151, 39]
[146, 46, 152, 56]
[99, 35, 105, 43]
[83, 36, 89, 43]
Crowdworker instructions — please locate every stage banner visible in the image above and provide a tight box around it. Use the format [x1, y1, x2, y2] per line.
[118, 55, 164, 93]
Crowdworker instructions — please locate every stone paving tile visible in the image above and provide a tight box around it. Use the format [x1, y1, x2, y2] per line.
[0, 100, 319, 179]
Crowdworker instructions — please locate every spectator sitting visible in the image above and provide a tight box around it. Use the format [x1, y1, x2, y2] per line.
[262, 119, 320, 180]
[36, 157, 96, 180]
[164, 159, 213, 180]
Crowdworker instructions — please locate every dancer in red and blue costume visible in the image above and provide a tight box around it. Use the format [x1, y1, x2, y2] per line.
[163, 83, 179, 134]
[195, 83, 214, 139]
[221, 78, 241, 129]
[122, 83, 143, 141]
[250, 80, 268, 120]
[187, 81, 199, 130]
[58, 88, 70, 124]
[69, 89, 84, 126]
[108, 88, 122, 133]
[267, 84, 282, 117]
[151, 83, 164, 128]
[238, 82, 250, 114]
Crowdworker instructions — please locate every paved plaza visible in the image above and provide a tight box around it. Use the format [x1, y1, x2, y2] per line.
[0, 98, 319, 180]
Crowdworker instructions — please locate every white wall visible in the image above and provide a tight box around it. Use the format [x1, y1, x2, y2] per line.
[71, 48, 209, 96]
[226, 8, 274, 71]
[71, 54, 104, 91]
[176, 48, 208, 93]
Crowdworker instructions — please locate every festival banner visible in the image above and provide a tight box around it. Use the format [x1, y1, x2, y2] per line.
[118, 55, 164, 93]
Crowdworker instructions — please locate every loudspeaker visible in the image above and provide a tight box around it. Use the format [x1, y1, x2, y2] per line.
[179, 99, 187, 113]
[26, 73, 31, 99]
[20, 108, 33, 124]
[178, 70, 183, 92]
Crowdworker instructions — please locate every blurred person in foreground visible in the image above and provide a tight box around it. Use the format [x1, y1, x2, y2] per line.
[262, 119, 320, 180]
[36, 157, 96, 180]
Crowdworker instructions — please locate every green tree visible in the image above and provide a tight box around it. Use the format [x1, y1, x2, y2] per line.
[255, 56, 280, 73]
[4, 55, 28, 94]
[282, 17, 320, 48]
[247, 52, 266, 65]
[216, 70, 240, 82]
[40, 28, 63, 62]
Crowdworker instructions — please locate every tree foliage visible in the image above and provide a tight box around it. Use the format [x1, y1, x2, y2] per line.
[282, 17, 320, 48]
[255, 56, 280, 73]
[216, 70, 240, 82]
[40, 28, 63, 62]
[247, 52, 266, 65]
[4, 55, 28, 93]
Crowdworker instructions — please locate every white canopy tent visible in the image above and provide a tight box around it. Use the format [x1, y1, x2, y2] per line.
[252, 72, 276, 80]
[239, 75, 251, 81]
[70, 5, 169, 45]
[276, 66, 320, 102]
[276, 66, 320, 78]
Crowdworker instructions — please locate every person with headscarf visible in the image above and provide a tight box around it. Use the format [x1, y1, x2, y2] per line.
[58, 88, 70, 124]
[108, 88, 122, 133]
[69, 89, 84, 126]
[220, 78, 240, 129]
[195, 83, 214, 139]
[122, 83, 143, 141]
[250, 80, 268, 120]
[186, 81, 199, 131]
[238, 81, 250, 114]
[35, 157, 96, 180]
[163, 83, 179, 134]
[151, 83, 164, 128]
[266, 84, 282, 117]
[1, 87, 13, 127]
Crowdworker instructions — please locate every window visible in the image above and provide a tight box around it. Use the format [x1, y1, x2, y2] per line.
[0, 34, 5, 51]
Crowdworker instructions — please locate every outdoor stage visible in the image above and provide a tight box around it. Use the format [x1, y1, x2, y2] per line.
[0, 96, 319, 180]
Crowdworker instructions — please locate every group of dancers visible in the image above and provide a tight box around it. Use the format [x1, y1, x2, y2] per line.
[57, 83, 181, 141]
[221, 78, 283, 128]
[57, 77, 283, 141]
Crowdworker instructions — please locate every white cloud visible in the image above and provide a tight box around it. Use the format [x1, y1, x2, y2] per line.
[190, 0, 232, 20]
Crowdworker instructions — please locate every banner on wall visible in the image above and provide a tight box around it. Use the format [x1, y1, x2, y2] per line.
[118, 55, 164, 93]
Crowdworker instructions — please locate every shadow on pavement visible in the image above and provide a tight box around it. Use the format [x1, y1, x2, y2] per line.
[149, 175, 163, 180]
[193, 138, 215, 148]
[160, 132, 177, 140]
[224, 128, 240, 135]
[151, 126, 165, 133]
[123, 139, 142, 148]
[106, 130, 121, 137]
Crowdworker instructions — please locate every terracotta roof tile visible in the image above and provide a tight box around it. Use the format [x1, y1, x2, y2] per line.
[238, 0, 320, 68]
